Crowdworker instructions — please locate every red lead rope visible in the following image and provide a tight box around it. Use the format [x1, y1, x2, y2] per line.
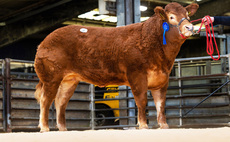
[191, 16, 220, 61]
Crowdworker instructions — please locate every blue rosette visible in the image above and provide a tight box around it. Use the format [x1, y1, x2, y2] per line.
[162, 22, 169, 45]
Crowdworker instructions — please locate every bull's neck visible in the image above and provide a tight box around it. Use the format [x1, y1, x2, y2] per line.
[141, 15, 186, 70]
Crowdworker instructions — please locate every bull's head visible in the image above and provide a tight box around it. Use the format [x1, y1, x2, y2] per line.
[155, 2, 199, 39]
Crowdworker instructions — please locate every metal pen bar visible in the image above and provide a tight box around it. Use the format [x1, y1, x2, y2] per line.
[5, 58, 12, 132]
[175, 55, 228, 62]
[90, 84, 95, 130]
[183, 79, 230, 117]
[2, 60, 6, 132]
[178, 61, 183, 126]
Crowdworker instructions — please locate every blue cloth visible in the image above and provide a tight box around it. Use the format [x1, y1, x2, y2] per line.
[213, 16, 230, 26]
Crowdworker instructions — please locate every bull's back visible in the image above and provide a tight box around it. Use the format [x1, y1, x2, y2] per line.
[35, 24, 143, 86]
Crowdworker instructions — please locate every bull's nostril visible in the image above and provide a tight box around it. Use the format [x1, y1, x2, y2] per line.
[185, 26, 190, 30]
[185, 26, 194, 31]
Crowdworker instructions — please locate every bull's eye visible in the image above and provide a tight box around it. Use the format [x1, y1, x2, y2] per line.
[170, 16, 174, 20]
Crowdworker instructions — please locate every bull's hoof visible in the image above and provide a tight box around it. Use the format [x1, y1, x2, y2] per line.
[57, 126, 67, 131]
[59, 128, 67, 131]
[40, 128, 50, 133]
[57, 124, 67, 131]
[138, 124, 149, 129]
[38, 124, 50, 132]
[159, 123, 169, 129]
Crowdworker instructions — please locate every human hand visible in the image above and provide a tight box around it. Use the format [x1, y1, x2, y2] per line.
[202, 16, 214, 25]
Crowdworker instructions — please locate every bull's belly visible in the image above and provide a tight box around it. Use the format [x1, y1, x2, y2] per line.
[72, 71, 129, 87]
[68, 69, 169, 89]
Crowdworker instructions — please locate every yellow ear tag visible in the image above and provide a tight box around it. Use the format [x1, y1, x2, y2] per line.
[188, 11, 191, 16]
[159, 13, 165, 19]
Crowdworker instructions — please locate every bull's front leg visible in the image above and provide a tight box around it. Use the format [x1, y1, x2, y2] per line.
[151, 85, 169, 129]
[127, 72, 148, 129]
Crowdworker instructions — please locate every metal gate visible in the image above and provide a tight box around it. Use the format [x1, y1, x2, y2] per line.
[1, 59, 93, 132]
[0, 55, 230, 132]
[94, 55, 230, 129]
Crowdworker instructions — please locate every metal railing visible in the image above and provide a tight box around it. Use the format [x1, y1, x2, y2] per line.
[171, 55, 230, 127]
[0, 55, 230, 132]
[93, 55, 230, 129]
[1, 59, 92, 132]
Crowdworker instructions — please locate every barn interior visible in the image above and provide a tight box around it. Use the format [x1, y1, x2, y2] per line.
[0, 0, 230, 132]
[0, 0, 230, 60]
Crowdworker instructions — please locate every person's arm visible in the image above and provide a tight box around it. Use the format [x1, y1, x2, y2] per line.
[213, 16, 230, 26]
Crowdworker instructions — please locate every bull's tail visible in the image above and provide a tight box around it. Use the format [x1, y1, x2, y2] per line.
[35, 81, 43, 103]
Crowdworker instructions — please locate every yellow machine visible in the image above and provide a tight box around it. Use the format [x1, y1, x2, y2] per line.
[95, 85, 119, 126]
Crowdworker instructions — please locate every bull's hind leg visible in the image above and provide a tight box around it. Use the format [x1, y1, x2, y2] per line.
[39, 82, 60, 132]
[55, 74, 79, 131]
[151, 86, 169, 129]
[134, 91, 148, 129]
[127, 72, 148, 129]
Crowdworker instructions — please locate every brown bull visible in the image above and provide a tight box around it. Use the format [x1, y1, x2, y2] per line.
[34, 2, 199, 132]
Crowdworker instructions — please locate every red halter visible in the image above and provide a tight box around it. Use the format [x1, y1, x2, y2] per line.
[168, 17, 193, 39]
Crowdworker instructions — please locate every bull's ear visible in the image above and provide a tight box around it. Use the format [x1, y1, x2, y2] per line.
[154, 6, 166, 20]
[186, 3, 199, 17]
